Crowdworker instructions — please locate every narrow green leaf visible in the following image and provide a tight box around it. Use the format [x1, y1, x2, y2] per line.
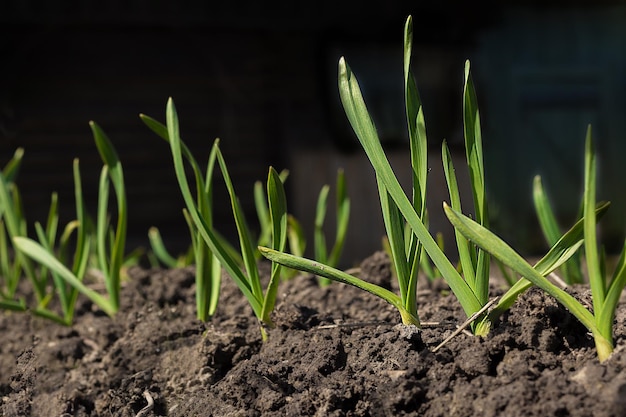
[598, 240, 626, 330]
[378, 177, 411, 304]
[314, 185, 330, 264]
[95, 166, 111, 280]
[141, 113, 206, 184]
[403, 15, 427, 313]
[43, 192, 59, 248]
[338, 57, 482, 318]
[214, 146, 262, 296]
[442, 141, 476, 287]
[0, 298, 26, 311]
[533, 175, 561, 245]
[13, 237, 116, 317]
[287, 215, 306, 257]
[90, 121, 120, 172]
[254, 180, 271, 248]
[444, 203, 597, 334]
[165, 98, 262, 316]
[463, 60, 487, 223]
[462, 61, 490, 305]
[259, 246, 420, 326]
[404, 15, 427, 218]
[194, 234, 212, 322]
[139, 114, 170, 141]
[583, 126, 605, 315]
[148, 227, 180, 268]
[208, 252, 222, 316]
[90, 122, 127, 312]
[2, 148, 25, 183]
[261, 167, 288, 324]
[71, 159, 88, 277]
[327, 169, 350, 268]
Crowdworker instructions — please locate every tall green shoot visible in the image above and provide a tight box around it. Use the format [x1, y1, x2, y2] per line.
[262, 16, 472, 328]
[140, 112, 222, 321]
[13, 123, 128, 319]
[263, 15, 585, 334]
[441, 60, 490, 310]
[158, 98, 287, 340]
[0, 148, 29, 310]
[445, 126, 626, 362]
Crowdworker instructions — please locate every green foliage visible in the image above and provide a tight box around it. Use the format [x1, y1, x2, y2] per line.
[12, 123, 128, 321]
[153, 98, 288, 340]
[141, 112, 222, 321]
[441, 61, 490, 313]
[0, 148, 29, 312]
[2, 13, 624, 366]
[260, 16, 593, 339]
[262, 16, 487, 329]
[445, 126, 626, 362]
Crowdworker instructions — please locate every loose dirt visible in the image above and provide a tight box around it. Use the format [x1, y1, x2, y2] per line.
[1, 251, 625, 416]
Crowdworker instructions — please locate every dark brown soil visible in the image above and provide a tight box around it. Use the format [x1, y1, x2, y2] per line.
[1, 251, 626, 416]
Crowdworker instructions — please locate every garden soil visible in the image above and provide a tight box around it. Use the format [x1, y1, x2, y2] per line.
[1, 251, 626, 416]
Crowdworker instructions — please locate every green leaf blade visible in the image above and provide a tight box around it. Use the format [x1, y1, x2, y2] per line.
[444, 203, 597, 335]
[338, 57, 482, 319]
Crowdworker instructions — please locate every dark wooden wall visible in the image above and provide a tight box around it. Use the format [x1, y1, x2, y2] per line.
[2, 1, 624, 263]
[0, 1, 495, 259]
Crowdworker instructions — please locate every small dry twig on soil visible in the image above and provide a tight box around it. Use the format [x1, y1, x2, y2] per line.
[135, 391, 154, 417]
[432, 296, 500, 353]
[314, 320, 452, 330]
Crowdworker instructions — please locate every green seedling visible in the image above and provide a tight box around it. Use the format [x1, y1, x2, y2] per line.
[26, 159, 90, 324]
[141, 112, 222, 321]
[445, 126, 626, 362]
[265, 16, 484, 330]
[441, 60, 491, 312]
[533, 175, 585, 284]
[0, 148, 29, 311]
[1, 151, 94, 324]
[485, 200, 609, 322]
[254, 169, 289, 250]
[262, 15, 585, 334]
[13, 122, 128, 319]
[157, 98, 287, 340]
[261, 16, 432, 328]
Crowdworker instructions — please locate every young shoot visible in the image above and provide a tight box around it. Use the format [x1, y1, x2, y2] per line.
[262, 16, 451, 329]
[157, 98, 288, 340]
[263, 16, 586, 335]
[0, 148, 30, 311]
[441, 60, 490, 314]
[140, 112, 223, 321]
[445, 126, 626, 362]
[13, 122, 128, 319]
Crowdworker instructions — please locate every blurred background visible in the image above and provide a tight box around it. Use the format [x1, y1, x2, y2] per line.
[1, 1, 625, 268]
